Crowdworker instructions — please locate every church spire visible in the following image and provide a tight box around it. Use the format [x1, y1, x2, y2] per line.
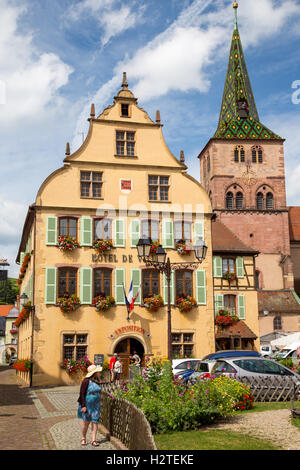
[214, 2, 281, 140]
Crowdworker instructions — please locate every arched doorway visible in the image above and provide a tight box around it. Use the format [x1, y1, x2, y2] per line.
[114, 337, 144, 379]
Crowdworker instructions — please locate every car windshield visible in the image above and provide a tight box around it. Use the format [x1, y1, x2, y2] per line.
[211, 360, 237, 374]
[275, 349, 291, 359]
[174, 360, 199, 370]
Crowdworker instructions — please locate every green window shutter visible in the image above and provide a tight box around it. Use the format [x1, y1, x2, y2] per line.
[238, 294, 246, 319]
[213, 256, 222, 277]
[114, 218, 126, 247]
[236, 257, 244, 278]
[214, 294, 224, 315]
[130, 219, 141, 247]
[115, 268, 125, 304]
[196, 270, 206, 305]
[80, 267, 92, 304]
[46, 216, 58, 245]
[163, 271, 175, 305]
[162, 219, 174, 248]
[131, 269, 141, 305]
[20, 252, 25, 267]
[29, 274, 33, 303]
[80, 217, 93, 246]
[193, 220, 204, 242]
[45, 267, 57, 304]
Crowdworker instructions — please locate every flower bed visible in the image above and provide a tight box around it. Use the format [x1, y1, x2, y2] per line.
[93, 239, 113, 253]
[92, 295, 115, 311]
[57, 295, 81, 313]
[58, 235, 80, 251]
[15, 302, 31, 327]
[215, 309, 239, 328]
[13, 359, 31, 372]
[175, 296, 197, 312]
[143, 295, 164, 312]
[111, 358, 253, 434]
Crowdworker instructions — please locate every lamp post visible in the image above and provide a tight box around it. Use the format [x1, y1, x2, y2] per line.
[136, 237, 207, 360]
[19, 293, 35, 387]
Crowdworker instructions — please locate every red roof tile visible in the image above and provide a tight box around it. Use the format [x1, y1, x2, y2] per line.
[0, 305, 14, 316]
[215, 320, 257, 339]
[258, 290, 300, 313]
[212, 220, 258, 254]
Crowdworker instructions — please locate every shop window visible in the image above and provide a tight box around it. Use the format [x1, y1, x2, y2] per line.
[116, 131, 135, 156]
[142, 270, 160, 300]
[94, 269, 112, 297]
[58, 268, 77, 298]
[148, 175, 170, 201]
[175, 270, 193, 298]
[63, 333, 88, 361]
[80, 171, 103, 198]
[94, 218, 112, 241]
[171, 332, 194, 358]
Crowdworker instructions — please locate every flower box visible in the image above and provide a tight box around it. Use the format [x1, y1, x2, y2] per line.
[17, 252, 31, 286]
[57, 295, 81, 313]
[93, 239, 113, 253]
[58, 235, 80, 251]
[93, 295, 115, 312]
[63, 356, 92, 376]
[143, 295, 164, 312]
[13, 359, 31, 372]
[175, 296, 197, 312]
[15, 302, 31, 328]
[215, 309, 239, 328]
[176, 241, 192, 255]
[10, 329, 18, 335]
[223, 271, 236, 282]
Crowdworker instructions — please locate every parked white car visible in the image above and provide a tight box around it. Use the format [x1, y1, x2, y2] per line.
[172, 358, 202, 376]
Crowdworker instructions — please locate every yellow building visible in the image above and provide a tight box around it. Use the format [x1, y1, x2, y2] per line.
[16, 75, 217, 386]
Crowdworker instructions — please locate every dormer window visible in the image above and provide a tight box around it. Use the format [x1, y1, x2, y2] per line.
[121, 103, 129, 117]
[237, 99, 249, 118]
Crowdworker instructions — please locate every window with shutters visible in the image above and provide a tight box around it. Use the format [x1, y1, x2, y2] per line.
[222, 258, 235, 276]
[224, 294, 236, 315]
[171, 332, 194, 358]
[94, 218, 112, 241]
[174, 220, 192, 244]
[148, 175, 170, 201]
[175, 270, 193, 298]
[80, 171, 103, 198]
[59, 217, 77, 239]
[58, 268, 77, 297]
[94, 269, 112, 297]
[62, 333, 88, 361]
[141, 219, 159, 242]
[116, 130, 135, 156]
[142, 270, 160, 299]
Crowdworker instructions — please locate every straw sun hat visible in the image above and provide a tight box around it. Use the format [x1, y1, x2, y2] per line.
[85, 364, 103, 378]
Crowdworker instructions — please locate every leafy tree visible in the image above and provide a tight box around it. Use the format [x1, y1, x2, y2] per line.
[0, 278, 19, 304]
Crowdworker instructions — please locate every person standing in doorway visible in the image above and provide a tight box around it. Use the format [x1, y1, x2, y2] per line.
[109, 353, 117, 382]
[77, 364, 102, 447]
[132, 350, 141, 366]
[114, 356, 122, 385]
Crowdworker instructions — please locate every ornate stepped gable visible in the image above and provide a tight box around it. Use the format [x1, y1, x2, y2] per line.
[214, 5, 282, 141]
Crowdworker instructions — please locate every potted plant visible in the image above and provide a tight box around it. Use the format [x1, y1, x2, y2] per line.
[58, 235, 80, 252]
[143, 295, 164, 312]
[175, 296, 197, 312]
[15, 302, 31, 327]
[176, 240, 192, 255]
[150, 241, 160, 254]
[93, 239, 113, 253]
[93, 295, 115, 312]
[13, 359, 31, 372]
[57, 294, 81, 313]
[215, 309, 239, 327]
[223, 271, 236, 282]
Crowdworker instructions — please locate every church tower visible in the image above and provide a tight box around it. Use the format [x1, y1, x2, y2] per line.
[198, 3, 299, 336]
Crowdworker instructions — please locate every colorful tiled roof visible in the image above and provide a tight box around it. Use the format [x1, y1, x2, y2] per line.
[214, 7, 282, 141]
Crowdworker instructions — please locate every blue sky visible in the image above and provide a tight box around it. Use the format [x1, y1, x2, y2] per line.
[1, 0, 300, 277]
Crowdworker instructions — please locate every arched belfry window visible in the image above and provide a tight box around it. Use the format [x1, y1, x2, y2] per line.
[266, 192, 274, 209]
[234, 145, 245, 163]
[256, 192, 264, 210]
[236, 192, 243, 209]
[252, 146, 263, 163]
[226, 192, 234, 209]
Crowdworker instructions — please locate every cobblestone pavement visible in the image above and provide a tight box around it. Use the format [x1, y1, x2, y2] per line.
[0, 366, 116, 450]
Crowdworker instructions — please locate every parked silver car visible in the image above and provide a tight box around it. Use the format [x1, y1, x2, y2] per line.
[210, 357, 300, 383]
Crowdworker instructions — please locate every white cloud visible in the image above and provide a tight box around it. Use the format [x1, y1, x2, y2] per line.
[0, 0, 73, 126]
[67, 0, 145, 46]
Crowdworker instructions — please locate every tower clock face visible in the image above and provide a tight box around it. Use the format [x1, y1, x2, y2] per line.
[242, 166, 257, 186]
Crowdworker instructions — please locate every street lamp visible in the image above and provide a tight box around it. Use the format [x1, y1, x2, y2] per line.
[136, 237, 207, 360]
[19, 293, 35, 387]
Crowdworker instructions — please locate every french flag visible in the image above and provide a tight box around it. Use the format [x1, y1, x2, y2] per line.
[123, 281, 140, 312]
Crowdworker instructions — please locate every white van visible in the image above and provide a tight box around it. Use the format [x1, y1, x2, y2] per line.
[273, 342, 300, 362]
[260, 345, 273, 357]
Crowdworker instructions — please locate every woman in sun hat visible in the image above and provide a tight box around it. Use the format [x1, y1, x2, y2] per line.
[77, 364, 103, 447]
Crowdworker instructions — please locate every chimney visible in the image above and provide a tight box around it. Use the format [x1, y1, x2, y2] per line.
[156, 110, 161, 124]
